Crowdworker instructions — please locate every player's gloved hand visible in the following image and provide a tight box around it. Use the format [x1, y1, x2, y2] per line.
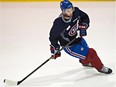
[50, 45, 61, 59]
[79, 23, 88, 36]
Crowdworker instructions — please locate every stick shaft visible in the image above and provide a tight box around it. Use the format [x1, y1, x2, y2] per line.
[18, 37, 77, 85]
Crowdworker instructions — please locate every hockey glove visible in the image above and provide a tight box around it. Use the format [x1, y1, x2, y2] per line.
[50, 45, 61, 59]
[79, 23, 88, 36]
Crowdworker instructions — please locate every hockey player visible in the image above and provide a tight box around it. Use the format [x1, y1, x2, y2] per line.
[49, 0, 112, 74]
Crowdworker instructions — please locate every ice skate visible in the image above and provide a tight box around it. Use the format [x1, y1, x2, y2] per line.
[98, 66, 112, 74]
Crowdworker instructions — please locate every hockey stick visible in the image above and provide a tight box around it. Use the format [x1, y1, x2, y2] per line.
[4, 17, 80, 85]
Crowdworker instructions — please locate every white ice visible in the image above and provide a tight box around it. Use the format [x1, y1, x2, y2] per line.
[0, 2, 116, 87]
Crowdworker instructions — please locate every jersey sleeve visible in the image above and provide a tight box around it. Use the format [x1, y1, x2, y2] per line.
[49, 19, 61, 49]
[80, 10, 90, 26]
[75, 7, 90, 27]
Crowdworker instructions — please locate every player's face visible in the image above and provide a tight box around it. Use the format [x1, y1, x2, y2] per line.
[63, 7, 74, 19]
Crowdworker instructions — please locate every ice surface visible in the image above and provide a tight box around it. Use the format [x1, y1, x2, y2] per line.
[0, 2, 116, 87]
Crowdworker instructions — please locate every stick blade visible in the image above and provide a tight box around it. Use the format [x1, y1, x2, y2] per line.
[4, 79, 18, 85]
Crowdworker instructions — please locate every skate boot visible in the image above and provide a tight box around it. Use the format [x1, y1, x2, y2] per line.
[98, 66, 112, 74]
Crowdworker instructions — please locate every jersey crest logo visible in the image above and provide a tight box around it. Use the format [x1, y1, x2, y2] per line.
[68, 23, 78, 36]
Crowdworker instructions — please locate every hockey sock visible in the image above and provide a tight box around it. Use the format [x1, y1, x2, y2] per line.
[86, 48, 104, 71]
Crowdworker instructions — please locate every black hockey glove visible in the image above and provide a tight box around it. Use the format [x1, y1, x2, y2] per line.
[50, 45, 61, 59]
[79, 23, 88, 36]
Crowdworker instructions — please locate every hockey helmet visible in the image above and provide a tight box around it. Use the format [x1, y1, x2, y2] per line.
[60, 0, 73, 11]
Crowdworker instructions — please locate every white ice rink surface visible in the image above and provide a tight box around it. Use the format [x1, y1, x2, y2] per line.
[0, 1, 116, 87]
